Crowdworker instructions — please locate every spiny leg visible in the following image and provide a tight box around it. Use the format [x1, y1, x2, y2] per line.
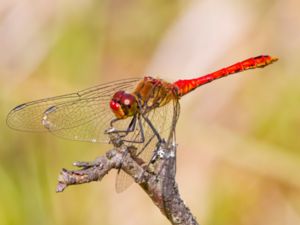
[122, 115, 145, 144]
[136, 133, 155, 158]
[108, 116, 137, 136]
[107, 114, 146, 144]
[141, 113, 163, 143]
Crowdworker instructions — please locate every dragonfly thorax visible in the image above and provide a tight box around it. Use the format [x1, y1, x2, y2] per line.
[110, 91, 138, 119]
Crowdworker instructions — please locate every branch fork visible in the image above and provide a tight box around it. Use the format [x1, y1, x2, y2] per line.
[56, 132, 198, 225]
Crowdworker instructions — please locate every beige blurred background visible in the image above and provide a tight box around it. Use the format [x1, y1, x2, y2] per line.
[1, 0, 300, 225]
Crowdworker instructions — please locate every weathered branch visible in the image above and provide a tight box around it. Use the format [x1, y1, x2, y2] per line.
[56, 133, 198, 225]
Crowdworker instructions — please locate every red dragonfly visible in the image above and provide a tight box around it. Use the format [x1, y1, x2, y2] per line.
[7, 55, 277, 191]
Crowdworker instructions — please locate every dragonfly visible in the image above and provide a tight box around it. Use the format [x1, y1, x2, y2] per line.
[7, 55, 278, 192]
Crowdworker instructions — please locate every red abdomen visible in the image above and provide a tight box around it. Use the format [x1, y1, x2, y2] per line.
[174, 55, 278, 96]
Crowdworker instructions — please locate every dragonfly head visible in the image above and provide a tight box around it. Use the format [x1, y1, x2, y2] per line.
[110, 91, 138, 119]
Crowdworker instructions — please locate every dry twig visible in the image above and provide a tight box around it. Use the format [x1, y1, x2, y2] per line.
[56, 133, 198, 225]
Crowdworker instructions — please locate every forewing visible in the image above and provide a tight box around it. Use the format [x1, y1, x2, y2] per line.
[7, 78, 140, 142]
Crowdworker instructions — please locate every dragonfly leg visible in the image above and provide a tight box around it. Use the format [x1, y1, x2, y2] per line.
[106, 115, 146, 144]
[136, 133, 155, 157]
[121, 115, 145, 144]
[141, 113, 163, 143]
[106, 116, 137, 137]
[136, 140, 166, 183]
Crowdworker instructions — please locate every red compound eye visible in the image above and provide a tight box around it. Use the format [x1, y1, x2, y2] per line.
[121, 94, 135, 107]
[110, 90, 137, 119]
[112, 91, 125, 101]
[110, 100, 120, 111]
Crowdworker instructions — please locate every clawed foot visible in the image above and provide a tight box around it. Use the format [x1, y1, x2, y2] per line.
[104, 127, 116, 134]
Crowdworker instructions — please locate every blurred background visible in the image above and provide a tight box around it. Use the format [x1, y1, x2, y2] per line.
[0, 0, 300, 224]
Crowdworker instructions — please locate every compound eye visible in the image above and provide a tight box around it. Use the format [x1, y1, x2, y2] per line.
[121, 94, 135, 108]
[112, 91, 125, 102]
[110, 100, 120, 111]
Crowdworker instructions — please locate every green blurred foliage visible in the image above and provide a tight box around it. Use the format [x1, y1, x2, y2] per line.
[1, 0, 300, 225]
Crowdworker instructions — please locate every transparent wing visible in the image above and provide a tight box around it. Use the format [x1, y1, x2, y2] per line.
[137, 98, 180, 162]
[7, 78, 140, 142]
[115, 170, 134, 193]
[115, 98, 180, 192]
